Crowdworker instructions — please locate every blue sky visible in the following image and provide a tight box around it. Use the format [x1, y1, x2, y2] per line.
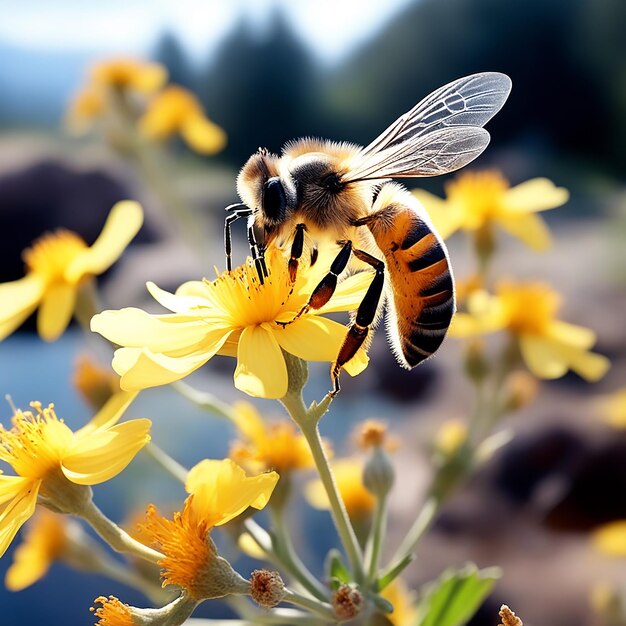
[0, 0, 414, 64]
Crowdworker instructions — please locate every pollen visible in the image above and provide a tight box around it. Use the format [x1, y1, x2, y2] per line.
[139, 502, 216, 600]
[22, 231, 87, 284]
[91, 596, 135, 626]
[0, 403, 73, 479]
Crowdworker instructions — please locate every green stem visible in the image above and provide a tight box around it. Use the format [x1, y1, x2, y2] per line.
[144, 441, 189, 483]
[281, 391, 365, 584]
[269, 507, 329, 601]
[282, 589, 336, 622]
[172, 380, 236, 421]
[79, 500, 164, 564]
[366, 494, 388, 584]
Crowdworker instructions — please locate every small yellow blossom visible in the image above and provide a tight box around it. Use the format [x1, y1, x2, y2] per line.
[91, 595, 136, 626]
[306, 459, 375, 520]
[139, 86, 227, 155]
[0, 201, 143, 342]
[66, 87, 106, 133]
[140, 459, 277, 599]
[91, 245, 371, 399]
[593, 521, 626, 557]
[434, 419, 468, 457]
[595, 388, 626, 429]
[90, 58, 167, 94]
[413, 170, 568, 250]
[73, 354, 122, 412]
[229, 401, 314, 473]
[381, 578, 418, 626]
[451, 281, 610, 382]
[0, 397, 148, 559]
[5, 509, 68, 591]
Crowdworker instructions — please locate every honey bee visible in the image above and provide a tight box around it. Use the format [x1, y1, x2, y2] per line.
[225, 72, 512, 395]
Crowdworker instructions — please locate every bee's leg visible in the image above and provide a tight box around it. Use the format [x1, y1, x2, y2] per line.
[288, 223, 307, 283]
[276, 240, 353, 327]
[224, 203, 252, 272]
[246, 224, 268, 284]
[330, 248, 385, 396]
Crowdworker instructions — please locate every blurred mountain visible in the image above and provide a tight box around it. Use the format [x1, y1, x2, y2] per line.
[0, 41, 90, 127]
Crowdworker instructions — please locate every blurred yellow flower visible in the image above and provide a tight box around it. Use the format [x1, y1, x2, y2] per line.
[5, 509, 68, 591]
[140, 459, 277, 599]
[593, 521, 626, 557]
[72, 354, 122, 412]
[451, 281, 609, 382]
[595, 389, 626, 429]
[434, 419, 468, 457]
[139, 86, 227, 155]
[90, 58, 167, 94]
[91, 245, 370, 399]
[0, 201, 143, 342]
[66, 87, 106, 133]
[306, 459, 375, 521]
[381, 578, 418, 626]
[413, 170, 568, 250]
[0, 397, 148, 559]
[229, 401, 315, 473]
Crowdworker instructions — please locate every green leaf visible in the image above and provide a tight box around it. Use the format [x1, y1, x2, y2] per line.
[377, 553, 415, 591]
[415, 563, 501, 626]
[326, 549, 351, 587]
[371, 594, 394, 614]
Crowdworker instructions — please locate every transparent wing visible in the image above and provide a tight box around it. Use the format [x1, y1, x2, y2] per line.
[343, 72, 511, 182]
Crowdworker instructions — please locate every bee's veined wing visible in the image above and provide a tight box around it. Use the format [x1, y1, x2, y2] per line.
[343, 72, 511, 182]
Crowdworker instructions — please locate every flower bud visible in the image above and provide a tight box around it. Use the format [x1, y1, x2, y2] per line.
[463, 340, 490, 383]
[502, 370, 538, 413]
[332, 584, 363, 621]
[363, 447, 395, 499]
[250, 569, 286, 609]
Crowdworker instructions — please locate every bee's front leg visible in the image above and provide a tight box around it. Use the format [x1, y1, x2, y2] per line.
[330, 248, 385, 397]
[224, 203, 252, 272]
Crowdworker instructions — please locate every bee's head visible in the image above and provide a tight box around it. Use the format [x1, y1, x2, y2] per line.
[237, 148, 296, 226]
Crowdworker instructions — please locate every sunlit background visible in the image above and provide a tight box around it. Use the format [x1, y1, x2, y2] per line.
[1, 1, 626, 625]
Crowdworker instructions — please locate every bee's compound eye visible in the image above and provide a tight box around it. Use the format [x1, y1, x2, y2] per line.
[262, 177, 287, 222]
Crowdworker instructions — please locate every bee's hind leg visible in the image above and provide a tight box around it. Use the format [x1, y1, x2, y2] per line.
[288, 223, 307, 283]
[330, 248, 385, 397]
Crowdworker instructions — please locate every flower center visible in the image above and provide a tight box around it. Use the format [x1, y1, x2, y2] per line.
[446, 170, 509, 227]
[498, 282, 561, 334]
[0, 403, 74, 479]
[23, 231, 87, 284]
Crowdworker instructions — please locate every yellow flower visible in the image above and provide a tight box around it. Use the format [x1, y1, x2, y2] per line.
[5, 509, 68, 591]
[91, 245, 371, 399]
[451, 281, 610, 382]
[90, 58, 167, 94]
[306, 459, 375, 521]
[434, 419, 468, 457]
[593, 521, 626, 557]
[73, 354, 123, 412]
[66, 87, 106, 133]
[413, 170, 569, 250]
[595, 389, 626, 429]
[140, 458, 277, 599]
[139, 86, 227, 155]
[381, 578, 417, 626]
[91, 596, 136, 626]
[0, 396, 148, 559]
[0, 200, 143, 342]
[229, 401, 315, 473]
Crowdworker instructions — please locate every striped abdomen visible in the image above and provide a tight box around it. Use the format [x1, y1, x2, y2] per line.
[366, 184, 455, 368]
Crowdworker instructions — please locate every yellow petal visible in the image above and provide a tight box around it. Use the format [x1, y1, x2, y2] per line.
[231, 402, 267, 446]
[593, 520, 626, 557]
[91, 307, 224, 352]
[62, 418, 151, 485]
[0, 481, 39, 559]
[75, 390, 138, 438]
[235, 325, 288, 399]
[180, 115, 227, 155]
[411, 189, 463, 239]
[549, 341, 610, 382]
[186, 458, 278, 526]
[113, 346, 224, 391]
[37, 282, 76, 341]
[0, 275, 44, 341]
[146, 281, 213, 314]
[519, 334, 569, 379]
[274, 317, 348, 362]
[546, 320, 596, 349]
[65, 201, 143, 281]
[317, 271, 374, 314]
[497, 213, 552, 251]
[0, 476, 32, 507]
[502, 178, 569, 213]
